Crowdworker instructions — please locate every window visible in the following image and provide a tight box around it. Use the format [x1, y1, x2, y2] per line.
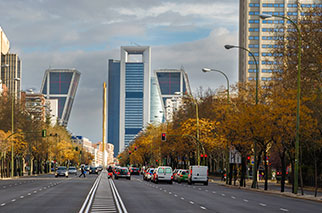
[249, 19, 259, 24]
[249, 28, 259, 32]
[249, 44, 259, 48]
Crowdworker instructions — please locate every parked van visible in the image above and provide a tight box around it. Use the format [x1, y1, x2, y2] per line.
[152, 166, 173, 184]
[188, 165, 208, 185]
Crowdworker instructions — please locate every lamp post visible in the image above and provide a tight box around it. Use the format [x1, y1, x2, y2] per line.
[202, 68, 230, 183]
[225, 44, 259, 188]
[11, 77, 20, 177]
[259, 13, 301, 194]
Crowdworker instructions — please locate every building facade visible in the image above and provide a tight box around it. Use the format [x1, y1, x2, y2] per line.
[23, 92, 46, 122]
[0, 27, 10, 82]
[155, 69, 191, 121]
[239, 0, 320, 84]
[45, 99, 58, 126]
[1, 53, 21, 98]
[40, 69, 80, 126]
[108, 46, 151, 155]
[150, 76, 163, 123]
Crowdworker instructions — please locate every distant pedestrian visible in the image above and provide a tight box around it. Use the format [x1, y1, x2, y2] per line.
[79, 166, 86, 178]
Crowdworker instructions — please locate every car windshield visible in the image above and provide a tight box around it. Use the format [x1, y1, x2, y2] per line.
[69, 167, 76, 170]
[57, 167, 66, 170]
[159, 168, 172, 174]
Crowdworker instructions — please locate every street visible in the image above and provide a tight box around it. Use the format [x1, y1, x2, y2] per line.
[1, 173, 322, 212]
[115, 175, 322, 213]
[0, 173, 97, 213]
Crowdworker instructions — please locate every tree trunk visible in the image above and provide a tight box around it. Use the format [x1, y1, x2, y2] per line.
[281, 149, 286, 192]
[229, 163, 233, 185]
[264, 150, 268, 190]
[299, 145, 304, 195]
[240, 156, 246, 187]
[314, 148, 318, 197]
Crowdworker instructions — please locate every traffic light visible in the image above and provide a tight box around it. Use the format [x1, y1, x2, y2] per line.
[161, 133, 166, 141]
[41, 129, 47, 137]
[247, 156, 251, 164]
[200, 154, 204, 157]
[129, 151, 132, 155]
[134, 146, 137, 151]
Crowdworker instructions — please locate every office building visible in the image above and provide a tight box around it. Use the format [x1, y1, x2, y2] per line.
[45, 99, 59, 126]
[22, 92, 46, 122]
[150, 76, 163, 123]
[0, 27, 10, 82]
[239, 0, 320, 84]
[155, 69, 191, 121]
[108, 46, 151, 155]
[40, 68, 80, 126]
[1, 53, 21, 98]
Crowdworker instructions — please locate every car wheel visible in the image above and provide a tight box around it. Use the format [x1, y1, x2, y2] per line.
[204, 181, 208, 186]
[178, 179, 181, 183]
[188, 180, 192, 185]
[169, 180, 173, 184]
[55, 176, 58, 178]
[127, 177, 131, 180]
[115, 177, 118, 179]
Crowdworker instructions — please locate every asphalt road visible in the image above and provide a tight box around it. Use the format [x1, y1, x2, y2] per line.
[0, 173, 98, 213]
[114, 175, 322, 213]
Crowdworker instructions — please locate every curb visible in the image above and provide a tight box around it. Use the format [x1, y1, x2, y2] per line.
[209, 179, 322, 203]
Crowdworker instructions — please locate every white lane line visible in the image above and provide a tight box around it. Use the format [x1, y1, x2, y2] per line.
[231, 196, 236, 199]
[200, 206, 207, 210]
[164, 190, 167, 192]
[11, 199, 16, 202]
[9, 185, 12, 187]
[14, 183, 17, 185]
[3, 186, 5, 188]
[44, 187, 47, 189]
[212, 191, 216, 194]
[1, 203, 6, 206]
[174, 194, 178, 197]
[189, 201, 194, 204]
[181, 197, 185, 200]
[243, 199, 249, 202]
[27, 193, 31, 196]
[169, 192, 172, 195]
[33, 191, 37, 193]
[20, 196, 24, 199]
[280, 208, 289, 212]
[39, 188, 42, 191]
[221, 194, 225, 197]
[205, 190, 208, 192]
[198, 188, 202, 190]
[259, 203, 267, 207]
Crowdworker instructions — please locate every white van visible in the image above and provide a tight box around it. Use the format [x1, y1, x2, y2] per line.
[153, 166, 173, 184]
[188, 166, 208, 185]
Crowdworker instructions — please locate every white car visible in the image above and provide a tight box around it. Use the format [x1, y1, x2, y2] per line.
[188, 166, 208, 185]
[153, 166, 173, 184]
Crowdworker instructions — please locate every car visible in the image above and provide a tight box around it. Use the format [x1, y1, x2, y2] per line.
[55, 166, 69, 178]
[68, 166, 78, 175]
[89, 166, 99, 174]
[152, 166, 173, 184]
[114, 167, 131, 180]
[177, 170, 189, 183]
[172, 169, 180, 182]
[130, 167, 140, 175]
[188, 166, 208, 185]
[144, 168, 154, 181]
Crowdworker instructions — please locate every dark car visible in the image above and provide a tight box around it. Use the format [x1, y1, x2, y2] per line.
[55, 166, 68, 178]
[89, 166, 99, 174]
[114, 167, 131, 180]
[130, 167, 140, 175]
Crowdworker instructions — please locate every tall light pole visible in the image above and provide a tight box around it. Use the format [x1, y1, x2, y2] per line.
[225, 44, 259, 188]
[202, 68, 230, 183]
[11, 77, 20, 177]
[260, 13, 301, 194]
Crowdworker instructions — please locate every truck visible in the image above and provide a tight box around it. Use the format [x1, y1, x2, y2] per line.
[188, 165, 208, 185]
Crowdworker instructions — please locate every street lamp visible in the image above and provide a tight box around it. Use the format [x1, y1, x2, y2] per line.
[259, 13, 302, 194]
[202, 68, 230, 183]
[225, 44, 259, 188]
[11, 77, 20, 177]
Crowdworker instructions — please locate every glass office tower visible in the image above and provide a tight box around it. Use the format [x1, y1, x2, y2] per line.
[41, 68, 80, 126]
[108, 46, 151, 155]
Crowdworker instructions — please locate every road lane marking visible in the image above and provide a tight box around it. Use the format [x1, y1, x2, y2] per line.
[221, 194, 225, 196]
[198, 188, 202, 190]
[212, 191, 216, 194]
[174, 194, 178, 197]
[181, 197, 185, 200]
[20, 196, 24, 199]
[205, 190, 208, 192]
[1, 203, 5, 206]
[231, 196, 236, 199]
[164, 190, 167, 192]
[190, 201, 194, 204]
[169, 192, 172, 194]
[28, 193, 31, 196]
[11, 199, 16, 202]
[280, 208, 289, 212]
[259, 203, 267, 207]
[243, 199, 248, 202]
[3, 186, 5, 188]
[33, 191, 37, 193]
[200, 206, 206, 210]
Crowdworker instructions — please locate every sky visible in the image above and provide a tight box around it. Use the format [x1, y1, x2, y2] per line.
[0, 0, 239, 143]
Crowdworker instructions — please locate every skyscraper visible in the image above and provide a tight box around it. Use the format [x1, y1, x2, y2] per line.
[40, 68, 80, 126]
[239, 0, 320, 84]
[108, 46, 151, 155]
[1, 53, 21, 98]
[155, 69, 191, 121]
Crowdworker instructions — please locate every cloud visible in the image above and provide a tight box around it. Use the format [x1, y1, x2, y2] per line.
[0, 0, 239, 142]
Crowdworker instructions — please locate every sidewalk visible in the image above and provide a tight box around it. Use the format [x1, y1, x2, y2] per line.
[1, 172, 52, 180]
[209, 176, 322, 203]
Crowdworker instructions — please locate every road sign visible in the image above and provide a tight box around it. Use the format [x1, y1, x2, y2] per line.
[229, 148, 241, 164]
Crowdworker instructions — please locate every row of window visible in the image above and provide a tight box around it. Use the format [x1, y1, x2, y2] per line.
[249, 28, 298, 32]
[262, 36, 284, 40]
[249, 19, 299, 24]
[248, 69, 282, 73]
[250, 3, 322, 8]
[288, 12, 322, 16]
[247, 77, 274, 81]
[249, 44, 284, 49]
[248, 60, 282, 65]
[249, 11, 285, 16]
[262, 52, 283, 57]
